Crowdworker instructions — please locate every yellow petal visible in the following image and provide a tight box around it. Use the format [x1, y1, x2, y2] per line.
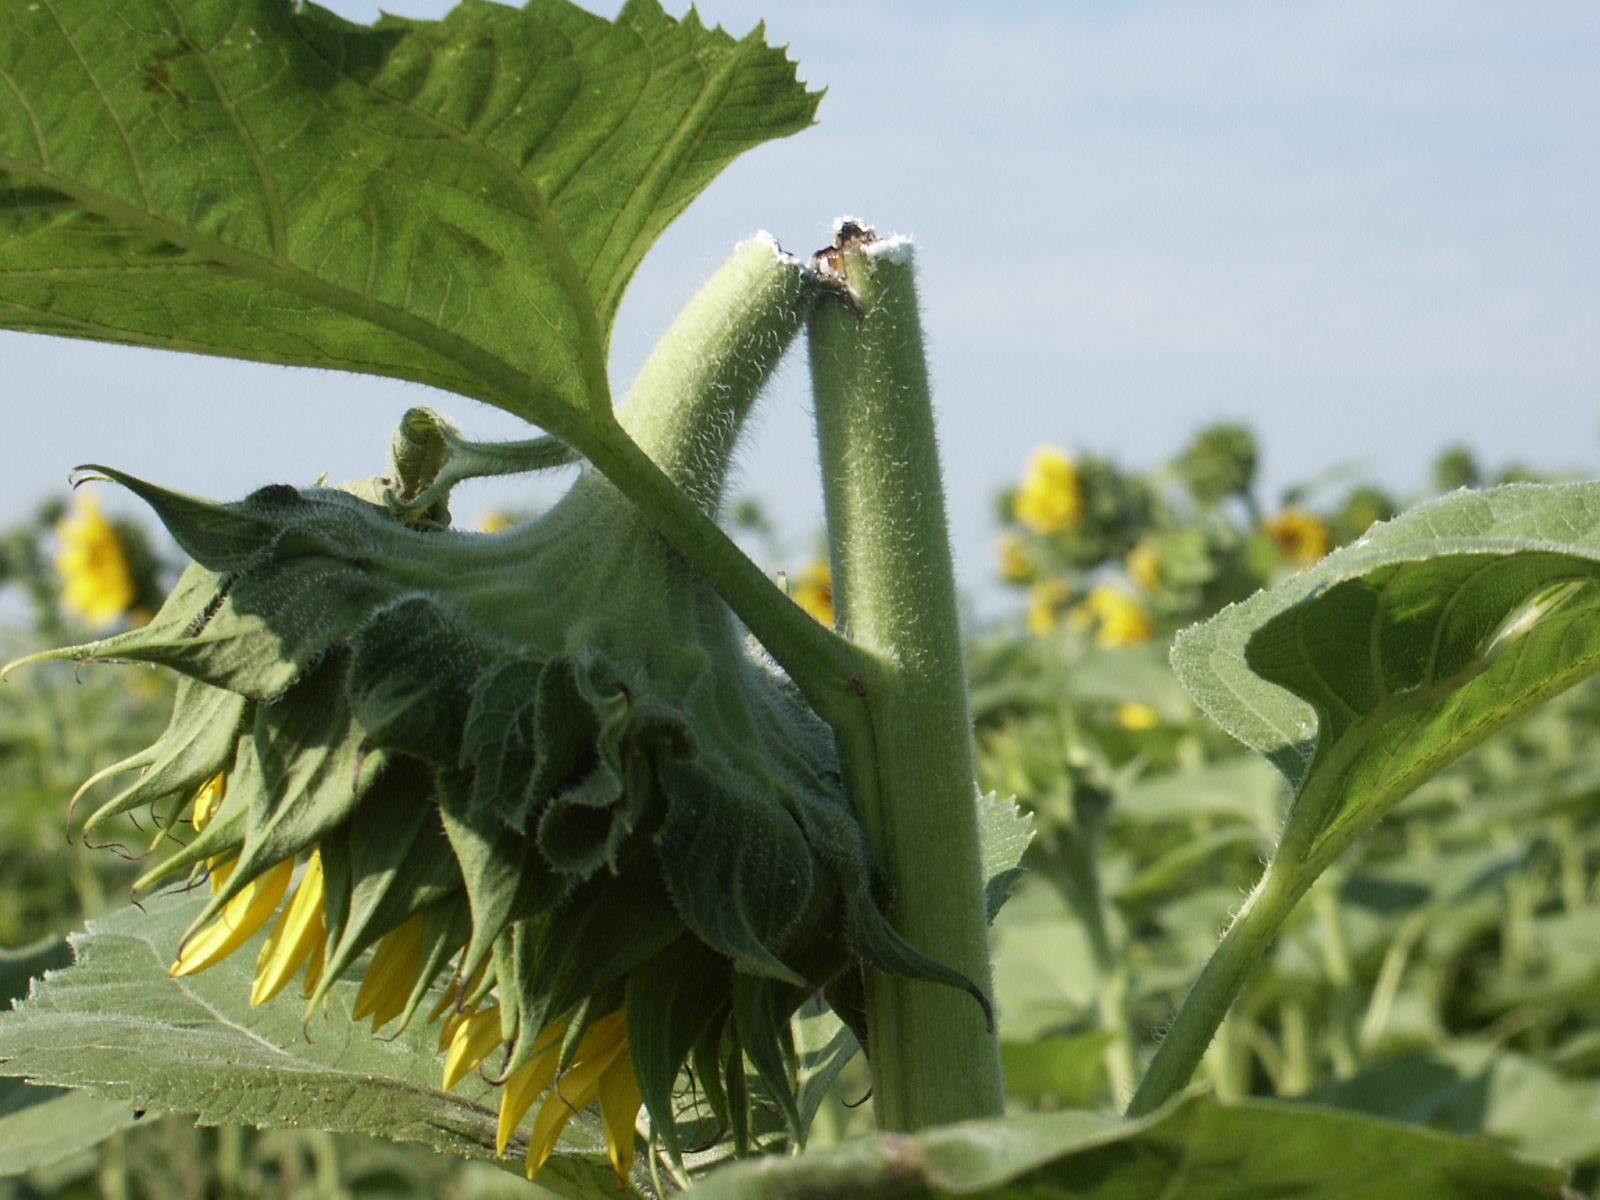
[497, 1025, 566, 1156]
[191, 774, 236, 895]
[442, 1007, 505, 1091]
[299, 922, 328, 1000]
[596, 1051, 643, 1181]
[251, 852, 327, 1007]
[429, 956, 490, 1028]
[206, 855, 238, 895]
[170, 857, 295, 977]
[572, 1010, 628, 1061]
[364, 981, 409, 1030]
[524, 1069, 603, 1178]
[438, 1004, 474, 1053]
[524, 1013, 629, 1179]
[191, 773, 228, 831]
[789, 558, 834, 626]
[352, 913, 426, 1028]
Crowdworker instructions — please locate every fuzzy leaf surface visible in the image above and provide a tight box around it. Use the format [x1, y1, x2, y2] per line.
[0, 895, 633, 1199]
[0, 0, 817, 437]
[686, 1095, 1568, 1199]
[0, 938, 138, 1175]
[1312, 1044, 1600, 1167]
[1172, 484, 1600, 863]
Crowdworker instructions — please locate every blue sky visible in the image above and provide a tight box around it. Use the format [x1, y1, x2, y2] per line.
[6, 0, 1597, 612]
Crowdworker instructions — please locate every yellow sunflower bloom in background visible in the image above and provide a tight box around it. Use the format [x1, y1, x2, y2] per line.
[478, 510, 515, 533]
[1127, 538, 1162, 592]
[1014, 446, 1084, 534]
[1026, 580, 1074, 635]
[55, 494, 137, 628]
[1116, 702, 1161, 731]
[790, 557, 835, 626]
[1263, 507, 1332, 565]
[1076, 585, 1155, 648]
[997, 532, 1032, 584]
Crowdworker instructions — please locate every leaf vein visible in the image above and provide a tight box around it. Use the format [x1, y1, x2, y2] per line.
[39, 0, 151, 207]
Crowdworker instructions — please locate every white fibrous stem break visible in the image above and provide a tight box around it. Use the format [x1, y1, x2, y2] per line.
[745, 229, 802, 268]
[862, 234, 915, 265]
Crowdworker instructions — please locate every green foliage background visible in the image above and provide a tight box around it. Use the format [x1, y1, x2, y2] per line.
[4, 433, 1598, 1197]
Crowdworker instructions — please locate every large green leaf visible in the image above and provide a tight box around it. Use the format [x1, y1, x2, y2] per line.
[0, 0, 817, 439]
[1112, 757, 1285, 831]
[989, 875, 1098, 1042]
[1173, 484, 1600, 868]
[685, 1094, 1568, 1199]
[0, 938, 139, 1176]
[1313, 1044, 1600, 1168]
[0, 895, 632, 1200]
[999, 1031, 1114, 1110]
[0, 1081, 140, 1178]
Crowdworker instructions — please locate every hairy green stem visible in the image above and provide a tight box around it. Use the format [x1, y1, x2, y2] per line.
[1360, 912, 1423, 1051]
[96, 1131, 130, 1200]
[1559, 816, 1588, 913]
[1127, 859, 1301, 1117]
[1203, 1012, 1247, 1103]
[580, 238, 876, 724]
[1041, 827, 1135, 1101]
[619, 234, 805, 514]
[216, 1124, 245, 1195]
[1279, 998, 1313, 1095]
[1097, 960, 1138, 1102]
[1313, 879, 1360, 1078]
[308, 1130, 344, 1200]
[808, 233, 1004, 1130]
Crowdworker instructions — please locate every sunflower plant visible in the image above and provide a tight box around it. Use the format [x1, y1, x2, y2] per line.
[2, 3, 1599, 1199]
[0, 0, 1018, 1189]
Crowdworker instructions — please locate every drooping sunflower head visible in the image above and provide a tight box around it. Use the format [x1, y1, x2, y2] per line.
[1006, 451, 1153, 571]
[1073, 585, 1156, 648]
[14, 434, 986, 1181]
[1263, 507, 1333, 566]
